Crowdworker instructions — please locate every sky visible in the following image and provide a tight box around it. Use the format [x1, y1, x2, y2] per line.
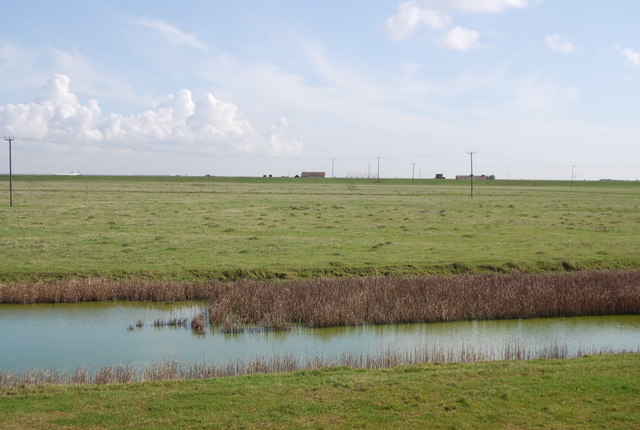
[0, 0, 639, 180]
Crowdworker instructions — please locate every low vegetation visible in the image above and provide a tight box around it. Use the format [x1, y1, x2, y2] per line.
[1, 344, 635, 388]
[203, 270, 640, 330]
[2, 271, 639, 330]
[1, 354, 638, 429]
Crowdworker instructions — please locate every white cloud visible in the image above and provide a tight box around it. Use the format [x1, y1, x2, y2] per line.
[440, 27, 482, 51]
[0, 41, 149, 109]
[546, 34, 575, 54]
[385, 0, 525, 47]
[267, 118, 303, 156]
[622, 47, 640, 68]
[0, 75, 302, 156]
[133, 17, 207, 51]
[384, 2, 451, 40]
[418, 0, 528, 13]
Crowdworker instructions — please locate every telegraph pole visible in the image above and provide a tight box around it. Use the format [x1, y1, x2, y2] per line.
[570, 165, 575, 190]
[377, 156, 380, 182]
[4, 137, 13, 207]
[331, 158, 335, 178]
[411, 162, 416, 186]
[467, 151, 476, 198]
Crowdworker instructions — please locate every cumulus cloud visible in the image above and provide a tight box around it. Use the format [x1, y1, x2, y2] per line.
[622, 47, 640, 68]
[0, 75, 303, 156]
[546, 34, 575, 54]
[440, 27, 482, 51]
[267, 118, 303, 156]
[133, 17, 207, 51]
[385, 0, 525, 48]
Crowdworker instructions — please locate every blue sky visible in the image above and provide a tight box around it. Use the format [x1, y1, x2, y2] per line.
[0, 0, 639, 179]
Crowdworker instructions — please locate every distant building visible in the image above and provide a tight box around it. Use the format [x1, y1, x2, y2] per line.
[455, 175, 491, 180]
[300, 172, 326, 178]
[435, 173, 445, 179]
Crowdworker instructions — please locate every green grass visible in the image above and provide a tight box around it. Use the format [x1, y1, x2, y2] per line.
[1, 175, 639, 282]
[1, 354, 638, 429]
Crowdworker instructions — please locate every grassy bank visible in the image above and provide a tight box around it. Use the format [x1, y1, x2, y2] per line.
[1, 354, 638, 429]
[1, 176, 639, 282]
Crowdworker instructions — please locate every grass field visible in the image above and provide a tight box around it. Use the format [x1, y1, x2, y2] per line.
[1, 175, 639, 282]
[2, 176, 639, 428]
[1, 354, 638, 429]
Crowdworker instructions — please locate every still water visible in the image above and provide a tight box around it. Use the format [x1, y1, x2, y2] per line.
[1, 302, 639, 372]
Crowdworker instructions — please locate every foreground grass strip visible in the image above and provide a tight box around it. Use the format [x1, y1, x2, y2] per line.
[0, 354, 638, 429]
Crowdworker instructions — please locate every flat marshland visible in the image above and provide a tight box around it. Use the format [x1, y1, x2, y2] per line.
[1, 176, 640, 428]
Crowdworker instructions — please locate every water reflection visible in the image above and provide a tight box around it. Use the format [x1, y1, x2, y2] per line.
[0, 302, 638, 372]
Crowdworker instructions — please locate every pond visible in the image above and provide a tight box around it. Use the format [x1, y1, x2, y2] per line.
[1, 302, 639, 372]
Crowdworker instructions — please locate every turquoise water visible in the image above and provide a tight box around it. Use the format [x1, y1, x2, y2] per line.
[0, 302, 638, 372]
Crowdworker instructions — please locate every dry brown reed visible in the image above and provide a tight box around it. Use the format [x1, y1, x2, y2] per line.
[190, 313, 205, 331]
[2, 271, 639, 329]
[205, 270, 640, 329]
[1, 345, 637, 388]
[0, 278, 217, 304]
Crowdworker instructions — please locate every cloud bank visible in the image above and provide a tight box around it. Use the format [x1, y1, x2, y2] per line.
[0, 74, 302, 155]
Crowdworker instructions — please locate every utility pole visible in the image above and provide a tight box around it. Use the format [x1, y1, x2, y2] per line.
[467, 151, 477, 198]
[570, 165, 575, 190]
[331, 158, 335, 178]
[411, 162, 416, 185]
[377, 156, 380, 182]
[4, 137, 13, 207]
[368, 162, 371, 179]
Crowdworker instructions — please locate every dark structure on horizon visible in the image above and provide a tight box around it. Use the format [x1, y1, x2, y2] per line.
[456, 175, 491, 180]
[300, 172, 326, 178]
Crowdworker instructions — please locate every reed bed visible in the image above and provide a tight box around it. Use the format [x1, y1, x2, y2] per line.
[0, 278, 217, 304]
[205, 270, 640, 329]
[2, 271, 639, 329]
[1, 345, 637, 388]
